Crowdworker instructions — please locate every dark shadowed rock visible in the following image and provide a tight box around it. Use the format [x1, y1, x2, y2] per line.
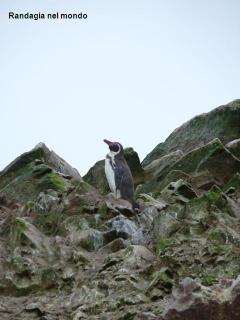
[82, 159, 109, 194]
[160, 277, 240, 320]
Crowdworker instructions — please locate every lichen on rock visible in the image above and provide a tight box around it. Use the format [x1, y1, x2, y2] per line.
[1, 100, 240, 319]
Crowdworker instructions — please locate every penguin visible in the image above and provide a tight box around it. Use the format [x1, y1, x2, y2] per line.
[104, 139, 139, 210]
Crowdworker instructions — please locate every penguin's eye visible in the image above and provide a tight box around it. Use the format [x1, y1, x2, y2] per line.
[110, 144, 119, 152]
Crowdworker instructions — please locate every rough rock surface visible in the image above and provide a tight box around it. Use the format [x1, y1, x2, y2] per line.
[0, 143, 82, 203]
[142, 99, 240, 167]
[1, 100, 240, 319]
[138, 138, 240, 194]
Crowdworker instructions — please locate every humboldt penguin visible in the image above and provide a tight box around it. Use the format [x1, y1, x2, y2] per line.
[104, 139, 139, 210]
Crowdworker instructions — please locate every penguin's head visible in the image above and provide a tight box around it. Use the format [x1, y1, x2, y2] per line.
[104, 139, 123, 154]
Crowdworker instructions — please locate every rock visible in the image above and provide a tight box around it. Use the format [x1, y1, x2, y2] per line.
[100, 238, 127, 253]
[123, 147, 145, 186]
[33, 143, 81, 181]
[161, 276, 240, 320]
[142, 99, 240, 167]
[189, 169, 219, 190]
[161, 179, 198, 205]
[63, 216, 90, 238]
[223, 173, 240, 195]
[100, 244, 156, 275]
[25, 302, 45, 316]
[83, 147, 145, 194]
[226, 138, 240, 159]
[34, 190, 60, 213]
[137, 311, 157, 319]
[63, 216, 103, 251]
[124, 245, 156, 267]
[32, 164, 52, 177]
[140, 138, 240, 194]
[153, 212, 180, 242]
[138, 194, 167, 211]
[0, 143, 78, 203]
[181, 186, 238, 220]
[1, 101, 240, 319]
[105, 194, 134, 216]
[74, 229, 103, 251]
[104, 214, 144, 245]
[3, 142, 81, 181]
[162, 277, 203, 318]
[83, 159, 109, 194]
[137, 170, 191, 195]
[10, 217, 54, 255]
[146, 267, 174, 293]
[64, 189, 104, 216]
[145, 150, 183, 178]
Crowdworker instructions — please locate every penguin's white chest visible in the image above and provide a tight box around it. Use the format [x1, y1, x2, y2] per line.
[105, 157, 116, 194]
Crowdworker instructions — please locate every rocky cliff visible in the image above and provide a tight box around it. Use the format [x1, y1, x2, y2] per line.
[0, 100, 240, 320]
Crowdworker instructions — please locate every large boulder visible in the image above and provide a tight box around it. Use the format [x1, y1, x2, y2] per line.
[142, 99, 240, 167]
[161, 277, 240, 320]
[2, 142, 81, 181]
[226, 138, 240, 159]
[0, 143, 81, 203]
[144, 150, 183, 178]
[138, 138, 240, 194]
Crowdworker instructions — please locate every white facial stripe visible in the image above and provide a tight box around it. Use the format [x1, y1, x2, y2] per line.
[110, 143, 121, 155]
[116, 143, 121, 154]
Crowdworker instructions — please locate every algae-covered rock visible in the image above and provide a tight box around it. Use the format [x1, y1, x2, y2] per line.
[223, 173, 240, 200]
[62, 215, 103, 251]
[226, 138, 240, 159]
[2, 100, 240, 319]
[2, 142, 81, 180]
[144, 150, 183, 178]
[139, 138, 240, 194]
[153, 212, 180, 242]
[161, 277, 240, 320]
[83, 159, 109, 194]
[123, 147, 145, 186]
[142, 99, 240, 167]
[0, 143, 80, 203]
[76, 229, 104, 251]
[10, 217, 54, 255]
[137, 170, 191, 195]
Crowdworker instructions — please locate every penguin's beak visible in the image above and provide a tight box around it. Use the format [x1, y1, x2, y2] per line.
[103, 139, 112, 146]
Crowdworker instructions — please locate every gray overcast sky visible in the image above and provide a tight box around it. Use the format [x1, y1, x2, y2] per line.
[0, 0, 240, 175]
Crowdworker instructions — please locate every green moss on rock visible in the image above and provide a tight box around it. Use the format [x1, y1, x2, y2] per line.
[142, 99, 240, 167]
[38, 173, 67, 192]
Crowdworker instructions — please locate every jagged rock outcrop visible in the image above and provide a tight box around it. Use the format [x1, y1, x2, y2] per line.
[142, 99, 240, 167]
[1, 100, 240, 319]
[159, 277, 240, 320]
[138, 138, 240, 194]
[0, 142, 81, 203]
